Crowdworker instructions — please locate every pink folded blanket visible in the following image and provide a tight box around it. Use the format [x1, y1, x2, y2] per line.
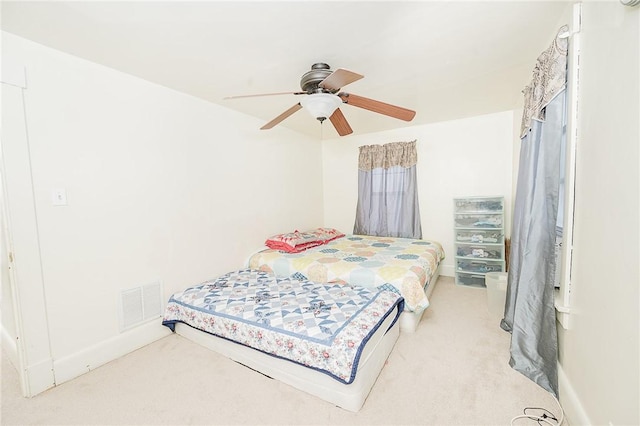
[265, 227, 345, 253]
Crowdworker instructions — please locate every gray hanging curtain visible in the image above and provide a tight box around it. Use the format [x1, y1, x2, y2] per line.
[353, 140, 422, 239]
[500, 25, 568, 398]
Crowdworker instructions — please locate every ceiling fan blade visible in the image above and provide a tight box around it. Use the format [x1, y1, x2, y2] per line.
[319, 69, 364, 91]
[260, 103, 303, 130]
[329, 108, 353, 136]
[338, 92, 416, 122]
[224, 91, 306, 100]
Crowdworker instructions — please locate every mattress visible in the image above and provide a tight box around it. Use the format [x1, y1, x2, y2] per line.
[162, 269, 404, 410]
[248, 234, 445, 314]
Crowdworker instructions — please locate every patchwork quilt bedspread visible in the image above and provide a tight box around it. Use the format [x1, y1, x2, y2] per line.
[248, 235, 445, 312]
[162, 269, 404, 384]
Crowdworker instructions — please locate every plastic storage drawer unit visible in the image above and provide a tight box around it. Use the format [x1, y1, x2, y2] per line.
[455, 230, 503, 244]
[456, 272, 487, 287]
[454, 196, 506, 287]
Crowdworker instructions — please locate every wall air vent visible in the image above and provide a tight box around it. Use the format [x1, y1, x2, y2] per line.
[118, 281, 162, 332]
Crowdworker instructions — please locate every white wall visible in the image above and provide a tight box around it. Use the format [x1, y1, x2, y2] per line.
[322, 111, 514, 277]
[558, 4, 639, 426]
[1, 32, 324, 394]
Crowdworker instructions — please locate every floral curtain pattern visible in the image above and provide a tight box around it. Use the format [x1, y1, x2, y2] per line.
[520, 25, 569, 138]
[357, 140, 418, 171]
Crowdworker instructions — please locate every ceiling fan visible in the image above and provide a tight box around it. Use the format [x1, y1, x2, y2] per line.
[224, 63, 416, 136]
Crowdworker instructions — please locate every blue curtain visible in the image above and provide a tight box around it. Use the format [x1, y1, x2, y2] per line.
[353, 141, 422, 239]
[500, 26, 568, 398]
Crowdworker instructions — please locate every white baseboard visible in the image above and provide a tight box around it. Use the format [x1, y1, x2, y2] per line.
[558, 363, 591, 425]
[1, 324, 18, 369]
[53, 319, 171, 386]
[440, 264, 455, 277]
[25, 357, 55, 396]
[3, 323, 55, 397]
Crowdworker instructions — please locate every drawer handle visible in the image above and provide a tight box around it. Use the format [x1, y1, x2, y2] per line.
[471, 275, 484, 279]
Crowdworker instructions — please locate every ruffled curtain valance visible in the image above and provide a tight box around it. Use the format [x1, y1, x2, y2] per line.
[520, 25, 569, 138]
[358, 140, 418, 171]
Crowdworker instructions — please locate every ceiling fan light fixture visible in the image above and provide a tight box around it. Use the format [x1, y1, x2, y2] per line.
[300, 93, 342, 122]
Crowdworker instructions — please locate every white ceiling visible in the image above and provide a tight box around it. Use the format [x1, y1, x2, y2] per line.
[2, 1, 571, 139]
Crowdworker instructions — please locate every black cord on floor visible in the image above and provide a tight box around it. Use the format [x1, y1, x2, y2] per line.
[510, 394, 564, 425]
[524, 407, 558, 426]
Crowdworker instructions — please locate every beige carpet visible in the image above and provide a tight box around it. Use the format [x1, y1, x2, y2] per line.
[1, 277, 559, 425]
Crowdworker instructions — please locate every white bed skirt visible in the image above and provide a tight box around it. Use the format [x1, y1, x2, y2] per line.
[174, 305, 401, 412]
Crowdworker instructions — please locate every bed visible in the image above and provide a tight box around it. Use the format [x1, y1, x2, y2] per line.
[248, 234, 445, 332]
[162, 268, 404, 412]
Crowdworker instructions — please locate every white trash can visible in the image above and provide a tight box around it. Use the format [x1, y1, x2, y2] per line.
[485, 272, 508, 317]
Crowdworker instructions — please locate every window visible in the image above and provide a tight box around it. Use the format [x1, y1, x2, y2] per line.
[353, 141, 422, 239]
